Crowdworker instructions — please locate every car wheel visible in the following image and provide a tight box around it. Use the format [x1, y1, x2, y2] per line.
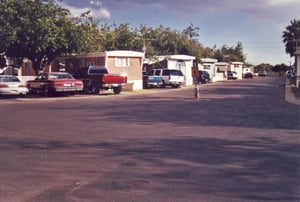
[83, 87, 89, 94]
[28, 86, 34, 94]
[43, 86, 51, 97]
[91, 86, 100, 95]
[113, 87, 122, 94]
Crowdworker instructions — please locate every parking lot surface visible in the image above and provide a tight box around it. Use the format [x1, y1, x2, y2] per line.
[0, 76, 299, 202]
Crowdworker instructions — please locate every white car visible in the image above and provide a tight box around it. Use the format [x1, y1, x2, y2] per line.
[0, 75, 28, 96]
[161, 69, 185, 88]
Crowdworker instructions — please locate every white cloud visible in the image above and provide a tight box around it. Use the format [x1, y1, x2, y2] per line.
[59, 1, 111, 20]
[268, 0, 300, 5]
[91, 8, 111, 20]
[89, 0, 102, 7]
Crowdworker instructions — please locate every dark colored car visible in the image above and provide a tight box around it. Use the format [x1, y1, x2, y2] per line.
[258, 71, 267, 76]
[243, 72, 253, 79]
[227, 71, 238, 80]
[198, 70, 210, 84]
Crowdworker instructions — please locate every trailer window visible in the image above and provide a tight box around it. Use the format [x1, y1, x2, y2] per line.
[116, 57, 129, 67]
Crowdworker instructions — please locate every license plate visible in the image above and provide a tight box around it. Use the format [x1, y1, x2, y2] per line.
[64, 88, 75, 91]
[64, 83, 73, 87]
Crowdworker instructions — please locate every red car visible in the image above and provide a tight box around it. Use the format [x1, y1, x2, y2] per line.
[26, 72, 83, 96]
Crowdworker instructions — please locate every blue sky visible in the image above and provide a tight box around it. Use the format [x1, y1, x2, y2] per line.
[60, 0, 300, 65]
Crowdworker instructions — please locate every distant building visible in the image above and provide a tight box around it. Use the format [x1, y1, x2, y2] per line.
[229, 62, 244, 79]
[198, 58, 218, 81]
[214, 62, 228, 82]
[54, 51, 145, 90]
[243, 65, 254, 76]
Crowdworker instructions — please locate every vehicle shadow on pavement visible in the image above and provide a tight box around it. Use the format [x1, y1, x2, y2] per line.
[1, 77, 299, 201]
[87, 78, 300, 130]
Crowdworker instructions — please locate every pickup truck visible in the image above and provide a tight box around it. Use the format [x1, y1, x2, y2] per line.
[73, 66, 127, 94]
[26, 72, 83, 97]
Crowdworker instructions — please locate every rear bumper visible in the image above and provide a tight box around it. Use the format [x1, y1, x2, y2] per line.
[55, 87, 83, 92]
[102, 83, 126, 88]
[168, 81, 185, 85]
[147, 81, 161, 86]
[0, 89, 28, 95]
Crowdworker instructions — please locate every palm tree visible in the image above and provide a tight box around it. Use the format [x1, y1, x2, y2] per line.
[282, 19, 300, 57]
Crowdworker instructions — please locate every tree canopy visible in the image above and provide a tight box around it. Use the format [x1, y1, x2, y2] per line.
[97, 23, 246, 64]
[0, 0, 100, 74]
[0, 0, 247, 75]
[282, 19, 300, 57]
[272, 63, 290, 76]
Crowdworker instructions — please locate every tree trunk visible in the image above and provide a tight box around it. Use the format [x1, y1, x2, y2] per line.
[31, 59, 42, 76]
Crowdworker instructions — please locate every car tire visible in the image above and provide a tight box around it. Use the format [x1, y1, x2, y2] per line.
[91, 86, 100, 95]
[43, 86, 51, 97]
[27, 86, 34, 94]
[113, 86, 122, 94]
[161, 81, 166, 88]
[19, 93, 26, 98]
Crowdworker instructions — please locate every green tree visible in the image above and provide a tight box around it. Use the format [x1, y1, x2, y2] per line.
[212, 42, 246, 63]
[182, 23, 200, 55]
[98, 22, 245, 65]
[99, 23, 117, 50]
[0, 0, 97, 75]
[75, 16, 104, 53]
[0, 55, 6, 69]
[138, 24, 158, 57]
[272, 63, 290, 76]
[282, 19, 300, 57]
[114, 23, 143, 51]
[100, 23, 143, 52]
[254, 63, 273, 73]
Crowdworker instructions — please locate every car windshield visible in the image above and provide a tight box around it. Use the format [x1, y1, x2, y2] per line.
[170, 70, 183, 76]
[49, 73, 73, 79]
[88, 66, 108, 74]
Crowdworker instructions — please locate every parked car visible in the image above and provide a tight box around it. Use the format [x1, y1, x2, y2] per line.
[26, 72, 83, 96]
[0, 75, 28, 96]
[258, 71, 267, 76]
[243, 72, 253, 79]
[161, 69, 185, 88]
[227, 71, 238, 80]
[286, 70, 293, 78]
[143, 69, 185, 88]
[198, 70, 210, 84]
[143, 69, 163, 88]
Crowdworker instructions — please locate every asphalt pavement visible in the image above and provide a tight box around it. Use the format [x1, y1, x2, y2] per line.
[0, 76, 299, 202]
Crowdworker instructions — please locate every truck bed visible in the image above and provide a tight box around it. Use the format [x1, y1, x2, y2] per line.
[103, 74, 127, 84]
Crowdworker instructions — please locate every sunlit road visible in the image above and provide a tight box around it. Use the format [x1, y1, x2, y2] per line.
[0, 76, 299, 202]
